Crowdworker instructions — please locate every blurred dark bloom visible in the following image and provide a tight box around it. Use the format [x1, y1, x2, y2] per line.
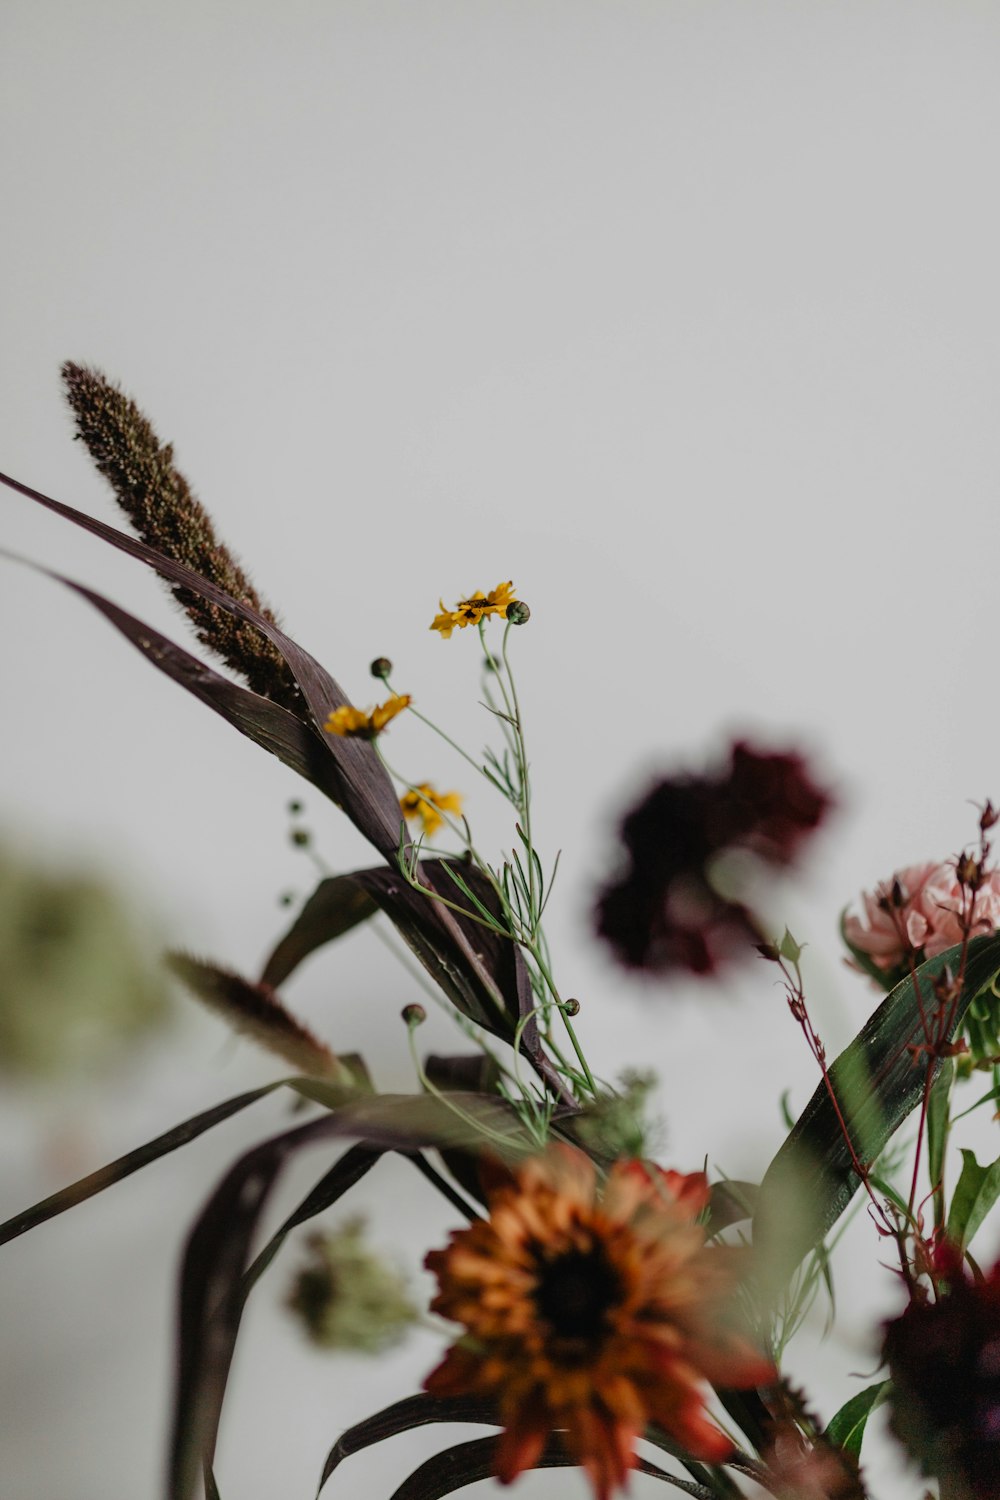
[883, 1262, 1000, 1499]
[595, 742, 831, 976]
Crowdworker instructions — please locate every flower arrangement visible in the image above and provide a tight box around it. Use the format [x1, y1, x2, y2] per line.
[4, 365, 1000, 1500]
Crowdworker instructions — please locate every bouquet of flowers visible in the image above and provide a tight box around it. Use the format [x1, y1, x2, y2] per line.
[4, 365, 1000, 1500]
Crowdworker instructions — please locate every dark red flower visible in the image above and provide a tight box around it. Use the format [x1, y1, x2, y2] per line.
[594, 742, 831, 977]
[883, 1261, 1000, 1499]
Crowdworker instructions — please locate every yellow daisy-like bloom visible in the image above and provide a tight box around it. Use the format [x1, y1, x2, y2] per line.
[424, 1144, 774, 1500]
[324, 694, 411, 739]
[399, 783, 464, 837]
[430, 581, 517, 637]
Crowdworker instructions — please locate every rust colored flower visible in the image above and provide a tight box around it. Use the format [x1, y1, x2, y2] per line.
[883, 1260, 1000, 1500]
[595, 741, 831, 976]
[424, 1145, 774, 1500]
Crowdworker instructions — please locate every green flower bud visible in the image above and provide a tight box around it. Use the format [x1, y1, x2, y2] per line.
[0, 840, 170, 1078]
[286, 1222, 417, 1353]
[402, 1003, 427, 1026]
[506, 600, 531, 625]
[370, 657, 393, 680]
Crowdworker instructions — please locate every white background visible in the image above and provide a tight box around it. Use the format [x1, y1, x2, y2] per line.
[3, 3, 1000, 1498]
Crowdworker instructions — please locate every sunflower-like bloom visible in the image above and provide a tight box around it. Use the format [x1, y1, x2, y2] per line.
[424, 1145, 774, 1500]
[430, 581, 517, 637]
[400, 783, 464, 836]
[324, 694, 411, 738]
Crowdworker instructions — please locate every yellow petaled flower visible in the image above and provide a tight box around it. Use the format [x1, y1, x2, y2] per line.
[424, 1144, 775, 1500]
[324, 694, 411, 738]
[430, 581, 517, 637]
[400, 783, 464, 837]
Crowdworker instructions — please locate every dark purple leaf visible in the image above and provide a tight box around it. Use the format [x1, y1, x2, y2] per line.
[385, 1435, 703, 1500]
[0, 471, 402, 856]
[318, 1393, 500, 1492]
[706, 1181, 758, 1235]
[169, 1092, 527, 1500]
[0, 1082, 282, 1247]
[352, 862, 574, 1105]
[260, 876, 379, 989]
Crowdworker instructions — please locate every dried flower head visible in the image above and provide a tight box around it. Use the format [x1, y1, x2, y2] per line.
[424, 1144, 774, 1500]
[430, 581, 517, 637]
[286, 1221, 417, 1353]
[399, 783, 464, 836]
[324, 694, 411, 738]
[595, 742, 831, 976]
[883, 1260, 1000, 1500]
[61, 362, 300, 711]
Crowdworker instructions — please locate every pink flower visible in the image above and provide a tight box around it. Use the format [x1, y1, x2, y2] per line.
[844, 860, 1000, 976]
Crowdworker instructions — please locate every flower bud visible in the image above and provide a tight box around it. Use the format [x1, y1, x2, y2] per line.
[402, 1003, 427, 1026]
[290, 828, 311, 847]
[370, 657, 393, 680]
[506, 600, 531, 626]
[562, 997, 581, 1017]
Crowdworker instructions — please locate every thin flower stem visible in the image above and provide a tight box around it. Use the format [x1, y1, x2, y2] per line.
[405, 1024, 530, 1153]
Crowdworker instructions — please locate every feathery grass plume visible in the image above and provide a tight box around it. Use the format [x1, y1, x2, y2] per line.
[167, 952, 351, 1082]
[61, 362, 301, 711]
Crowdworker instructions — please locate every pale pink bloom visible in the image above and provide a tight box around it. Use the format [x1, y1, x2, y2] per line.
[844, 860, 1000, 974]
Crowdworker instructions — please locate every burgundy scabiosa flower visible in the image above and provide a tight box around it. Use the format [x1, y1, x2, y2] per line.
[883, 1261, 1000, 1499]
[595, 742, 831, 977]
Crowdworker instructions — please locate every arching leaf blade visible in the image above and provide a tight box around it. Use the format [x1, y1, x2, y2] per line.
[754, 933, 1000, 1288]
[0, 1081, 283, 1247]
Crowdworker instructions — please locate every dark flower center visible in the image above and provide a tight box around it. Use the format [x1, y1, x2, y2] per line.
[534, 1244, 623, 1350]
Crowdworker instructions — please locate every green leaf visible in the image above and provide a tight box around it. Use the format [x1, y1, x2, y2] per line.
[927, 1058, 955, 1196]
[754, 933, 1000, 1289]
[824, 1379, 890, 1459]
[779, 928, 804, 964]
[946, 1148, 1000, 1252]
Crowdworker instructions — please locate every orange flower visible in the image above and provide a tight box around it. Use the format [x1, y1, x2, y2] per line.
[430, 581, 517, 637]
[324, 694, 411, 738]
[424, 1145, 774, 1500]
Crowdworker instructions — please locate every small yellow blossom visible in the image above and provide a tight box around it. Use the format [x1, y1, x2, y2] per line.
[430, 581, 517, 637]
[400, 783, 464, 837]
[325, 694, 411, 738]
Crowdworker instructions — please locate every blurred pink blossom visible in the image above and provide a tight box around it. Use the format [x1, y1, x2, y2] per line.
[844, 860, 1000, 974]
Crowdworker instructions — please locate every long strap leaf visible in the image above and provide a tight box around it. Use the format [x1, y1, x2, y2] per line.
[754, 933, 1000, 1286]
[385, 1435, 710, 1500]
[0, 471, 402, 855]
[0, 1081, 282, 1247]
[169, 1092, 527, 1500]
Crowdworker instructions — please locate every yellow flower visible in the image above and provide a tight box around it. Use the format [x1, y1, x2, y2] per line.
[324, 694, 411, 738]
[400, 783, 464, 837]
[430, 581, 517, 637]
